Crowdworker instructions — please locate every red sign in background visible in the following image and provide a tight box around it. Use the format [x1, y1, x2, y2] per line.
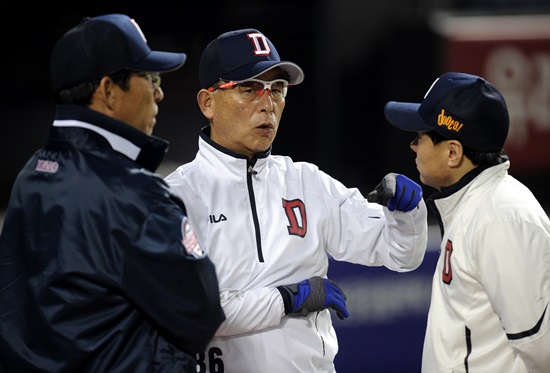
[434, 14, 550, 172]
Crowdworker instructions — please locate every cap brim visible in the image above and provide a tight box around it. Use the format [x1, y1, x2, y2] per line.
[384, 101, 431, 132]
[128, 50, 187, 73]
[252, 61, 305, 85]
[225, 61, 304, 85]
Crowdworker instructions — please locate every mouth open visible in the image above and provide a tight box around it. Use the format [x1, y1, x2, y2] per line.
[256, 123, 274, 136]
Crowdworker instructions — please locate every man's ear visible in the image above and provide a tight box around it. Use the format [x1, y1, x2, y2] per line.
[86, 76, 118, 114]
[92, 76, 117, 111]
[447, 140, 464, 167]
[197, 89, 214, 119]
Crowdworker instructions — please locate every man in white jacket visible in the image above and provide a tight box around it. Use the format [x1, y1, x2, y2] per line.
[384, 72, 550, 372]
[165, 28, 428, 372]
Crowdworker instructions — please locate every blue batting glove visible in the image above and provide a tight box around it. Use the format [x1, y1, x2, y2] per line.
[367, 173, 422, 212]
[277, 277, 349, 320]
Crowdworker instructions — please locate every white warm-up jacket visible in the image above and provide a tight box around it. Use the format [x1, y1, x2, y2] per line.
[422, 161, 550, 373]
[165, 127, 428, 373]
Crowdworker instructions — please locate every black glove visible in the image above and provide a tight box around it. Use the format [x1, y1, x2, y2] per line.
[277, 276, 349, 320]
[367, 173, 422, 212]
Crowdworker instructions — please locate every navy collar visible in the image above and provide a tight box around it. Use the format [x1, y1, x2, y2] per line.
[52, 105, 169, 172]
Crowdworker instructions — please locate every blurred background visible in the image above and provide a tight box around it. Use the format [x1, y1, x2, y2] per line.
[2, 1, 550, 372]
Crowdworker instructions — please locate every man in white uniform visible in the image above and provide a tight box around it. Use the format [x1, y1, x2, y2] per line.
[384, 72, 550, 372]
[166, 28, 429, 372]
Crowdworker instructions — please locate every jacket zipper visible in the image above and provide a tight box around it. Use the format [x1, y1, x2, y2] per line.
[247, 164, 264, 262]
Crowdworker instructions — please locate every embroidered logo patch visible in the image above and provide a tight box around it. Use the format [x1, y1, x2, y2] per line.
[247, 32, 271, 56]
[181, 217, 205, 259]
[35, 159, 59, 173]
[282, 198, 307, 238]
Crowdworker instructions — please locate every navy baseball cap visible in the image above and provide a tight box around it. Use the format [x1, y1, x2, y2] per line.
[199, 28, 305, 88]
[51, 14, 187, 94]
[384, 72, 509, 152]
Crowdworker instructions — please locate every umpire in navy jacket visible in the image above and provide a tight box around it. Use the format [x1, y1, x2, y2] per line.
[0, 14, 225, 372]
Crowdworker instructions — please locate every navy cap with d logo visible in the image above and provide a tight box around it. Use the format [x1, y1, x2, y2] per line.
[199, 28, 305, 88]
[384, 72, 510, 152]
